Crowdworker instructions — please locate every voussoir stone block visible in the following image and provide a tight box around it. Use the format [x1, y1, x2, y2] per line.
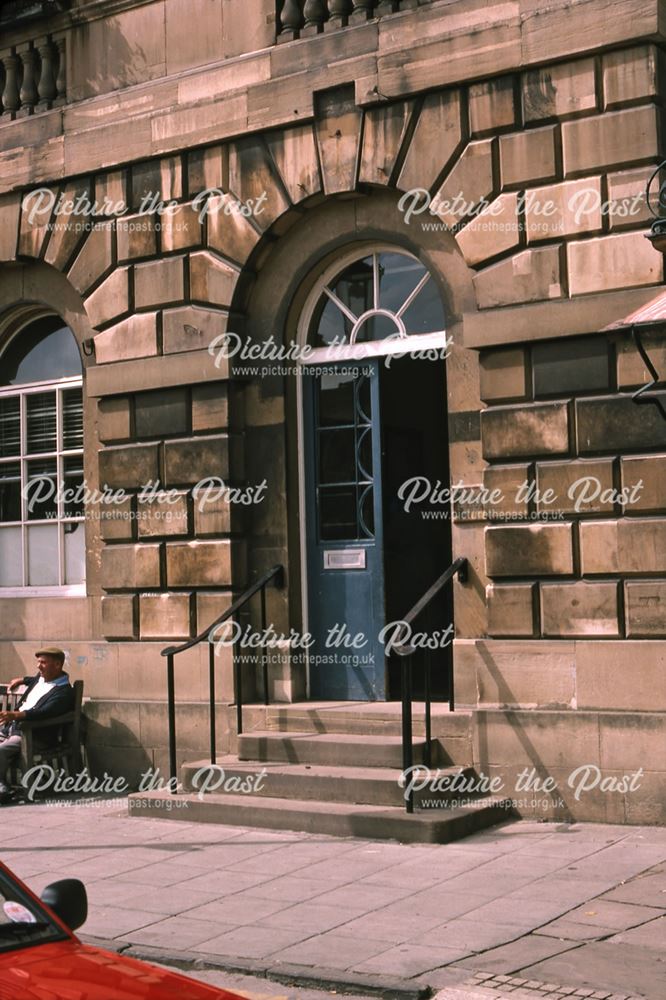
[562, 105, 659, 176]
[576, 395, 666, 452]
[101, 543, 161, 589]
[101, 594, 138, 639]
[359, 101, 414, 186]
[164, 434, 229, 486]
[398, 89, 462, 192]
[526, 177, 602, 242]
[625, 581, 666, 636]
[568, 232, 663, 296]
[166, 540, 231, 586]
[99, 443, 159, 489]
[434, 139, 494, 228]
[43, 181, 92, 270]
[536, 458, 615, 515]
[206, 194, 261, 265]
[469, 77, 515, 134]
[160, 202, 202, 252]
[190, 250, 239, 307]
[94, 312, 158, 364]
[603, 45, 665, 108]
[98, 397, 131, 443]
[523, 57, 597, 122]
[162, 304, 229, 356]
[0, 193, 21, 260]
[485, 523, 574, 576]
[228, 136, 289, 227]
[500, 126, 556, 187]
[267, 124, 322, 201]
[474, 246, 561, 309]
[580, 518, 666, 574]
[541, 581, 619, 637]
[19, 185, 57, 259]
[620, 455, 666, 513]
[481, 401, 569, 459]
[486, 583, 535, 636]
[116, 213, 157, 261]
[134, 256, 185, 308]
[139, 593, 192, 639]
[455, 193, 520, 267]
[84, 267, 130, 329]
[67, 222, 114, 295]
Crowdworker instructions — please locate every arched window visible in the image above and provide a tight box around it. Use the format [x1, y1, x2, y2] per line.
[306, 248, 447, 358]
[0, 315, 85, 592]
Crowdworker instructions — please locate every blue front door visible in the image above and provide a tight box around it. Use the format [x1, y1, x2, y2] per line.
[304, 362, 386, 700]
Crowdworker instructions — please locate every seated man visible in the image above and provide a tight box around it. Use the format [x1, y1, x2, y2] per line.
[0, 647, 75, 803]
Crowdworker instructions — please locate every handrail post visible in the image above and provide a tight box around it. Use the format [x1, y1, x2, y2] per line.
[209, 641, 216, 765]
[424, 645, 432, 769]
[235, 634, 243, 737]
[167, 653, 177, 794]
[261, 583, 269, 705]
[401, 655, 414, 814]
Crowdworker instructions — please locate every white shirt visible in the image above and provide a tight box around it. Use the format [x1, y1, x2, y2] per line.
[21, 677, 58, 712]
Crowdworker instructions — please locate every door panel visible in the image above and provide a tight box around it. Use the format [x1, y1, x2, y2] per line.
[304, 363, 386, 700]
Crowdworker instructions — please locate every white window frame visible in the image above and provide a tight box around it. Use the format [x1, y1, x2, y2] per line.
[0, 372, 85, 596]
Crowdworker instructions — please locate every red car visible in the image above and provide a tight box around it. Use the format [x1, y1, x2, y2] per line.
[0, 860, 245, 999]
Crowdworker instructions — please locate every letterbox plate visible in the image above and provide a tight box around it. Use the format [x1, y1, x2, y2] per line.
[323, 548, 366, 570]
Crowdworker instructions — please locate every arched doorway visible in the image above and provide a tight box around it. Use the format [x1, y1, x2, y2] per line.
[297, 246, 452, 701]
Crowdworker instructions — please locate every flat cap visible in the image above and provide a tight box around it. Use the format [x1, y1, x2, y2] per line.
[35, 647, 66, 660]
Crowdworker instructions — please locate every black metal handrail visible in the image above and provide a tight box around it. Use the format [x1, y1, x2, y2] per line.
[161, 563, 284, 793]
[393, 556, 468, 813]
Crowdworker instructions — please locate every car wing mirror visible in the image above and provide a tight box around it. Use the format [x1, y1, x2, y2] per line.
[41, 879, 88, 931]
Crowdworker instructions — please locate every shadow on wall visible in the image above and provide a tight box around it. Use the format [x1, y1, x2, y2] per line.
[84, 716, 153, 791]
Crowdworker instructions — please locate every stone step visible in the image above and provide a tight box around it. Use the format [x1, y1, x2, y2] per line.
[180, 757, 480, 807]
[128, 789, 515, 844]
[240, 703, 473, 739]
[237, 731, 429, 768]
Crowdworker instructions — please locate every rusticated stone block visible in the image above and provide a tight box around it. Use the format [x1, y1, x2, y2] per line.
[101, 543, 161, 589]
[166, 540, 231, 586]
[625, 581, 666, 636]
[455, 193, 520, 267]
[500, 126, 556, 187]
[486, 584, 535, 636]
[267, 123, 323, 201]
[162, 304, 229, 356]
[481, 402, 569, 459]
[526, 177, 602, 242]
[562, 105, 659, 176]
[398, 89, 462, 192]
[138, 492, 189, 537]
[135, 388, 188, 438]
[228, 135, 289, 227]
[94, 313, 158, 364]
[196, 592, 232, 634]
[193, 492, 231, 536]
[116, 214, 157, 261]
[541, 581, 619, 636]
[474, 247, 561, 310]
[580, 518, 666, 573]
[94, 170, 128, 214]
[160, 202, 202, 252]
[532, 335, 609, 396]
[359, 101, 413, 187]
[536, 459, 614, 515]
[485, 523, 574, 576]
[188, 145, 224, 194]
[100, 498, 133, 542]
[84, 268, 130, 329]
[19, 185, 57, 259]
[192, 383, 228, 432]
[607, 166, 656, 229]
[577, 642, 666, 713]
[164, 435, 229, 486]
[98, 397, 130, 443]
[134, 256, 185, 308]
[621, 455, 666, 513]
[190, 250, 239, 307]
[523, 58, 597, 122]
[67, 223, 114, 295]
[616, 331, 666, 388]
[603, 45, 665, 107]
[43, 181, 92, 271]
[576, 396, 666, 453]
[434, 139, 494, 228]
[568, 232, 662, 296]
[131, 156, 183, 208]
[99, 443, 159, 489]
[469, 77, 515, 134]
[140, 593, 192, 639]
[101, 595, 138, 638]
[207, 194, 261, 265]
[483, 464, 530, 518]
[0, 193, 20, 261]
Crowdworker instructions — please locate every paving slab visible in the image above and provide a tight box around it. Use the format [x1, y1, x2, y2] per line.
[452, 935, 581, 973]
[518, 941, 666, 998]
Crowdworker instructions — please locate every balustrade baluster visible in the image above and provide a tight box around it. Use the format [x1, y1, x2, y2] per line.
[53, 36, 66, 105]
[1, 53, 20, 119]
[375, 0, 398, 13]
[19, 46, 38, 116]
[280, 0, 304, 38]
[37, 38, 57, 110]
[351, 0, 375, 18]
[303, 0, 327, 30]
[327, 0, 352, 28]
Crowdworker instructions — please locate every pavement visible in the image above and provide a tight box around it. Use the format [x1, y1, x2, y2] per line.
[1, 796, 665, 1000]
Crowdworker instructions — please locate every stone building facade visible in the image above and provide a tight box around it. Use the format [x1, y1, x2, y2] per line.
[0, 0, 664, 824]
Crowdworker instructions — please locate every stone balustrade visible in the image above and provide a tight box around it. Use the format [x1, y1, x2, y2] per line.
[0, 35, 66, 119]
[278, 0, 421, 40]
